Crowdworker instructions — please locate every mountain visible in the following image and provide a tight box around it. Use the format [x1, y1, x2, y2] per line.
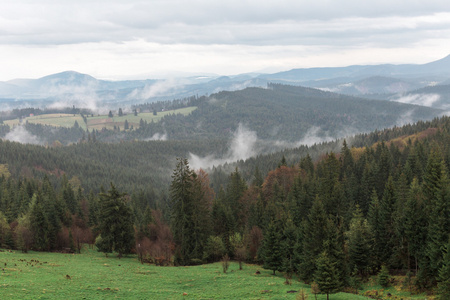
[306, 76, 425, 96]
[388, 84, 450, 110]
[1, 55, 449, 111]
[132, 84, 443, 143]
[260, 54, 450, 83]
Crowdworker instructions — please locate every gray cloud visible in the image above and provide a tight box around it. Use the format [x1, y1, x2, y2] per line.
[0, 1, 449, 80]
[1, 1, 449, 46]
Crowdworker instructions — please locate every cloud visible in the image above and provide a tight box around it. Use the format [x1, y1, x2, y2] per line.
[396, 109, 415, 127]
[126, 79, 185, 100]
[189, 123, 257, 170]
[393, 93, 441, 107]
[3, 125, 43, 145]
[272, 126, 341, 149]
[0, 1, 449, 81]
[144, 132, 167, 141]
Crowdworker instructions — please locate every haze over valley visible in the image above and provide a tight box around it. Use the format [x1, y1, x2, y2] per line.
[2, 1, 450, 299]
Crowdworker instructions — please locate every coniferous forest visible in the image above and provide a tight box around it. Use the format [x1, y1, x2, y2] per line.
[1, 113, 450, 297]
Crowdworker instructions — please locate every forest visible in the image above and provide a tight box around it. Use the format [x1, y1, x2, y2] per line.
[0, 83, 443, 146]
[1, 115, 450, 298]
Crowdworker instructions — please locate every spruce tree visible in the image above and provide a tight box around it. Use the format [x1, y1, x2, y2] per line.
[314, 250, 340, 300]
[300, 197, 328, 282]
[425, 164, 450, 284]
[261, 219, 283, 275]
[170, 158, 210, 265]
[347, 205, 372, 278]
[438, 238, 450, 299]
[29, 192, 50, 251]
[97, 184, 134, 258]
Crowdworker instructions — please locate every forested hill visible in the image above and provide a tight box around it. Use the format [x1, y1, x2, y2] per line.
[0, 83, 443, 146]
[141, 83, 442, 142]
[208, 116, 450, 190]
[1, 115, 450, 297]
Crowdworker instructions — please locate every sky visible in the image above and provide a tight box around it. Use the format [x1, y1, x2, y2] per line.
[0, 0, 450, 81]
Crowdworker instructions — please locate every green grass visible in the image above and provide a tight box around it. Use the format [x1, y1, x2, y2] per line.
[0, 247, 367, 300]
[3, 107, 197, 132]
[4, 114, 87, 130]
[358, 276, 430, 300]
[86, 107, 197, 131]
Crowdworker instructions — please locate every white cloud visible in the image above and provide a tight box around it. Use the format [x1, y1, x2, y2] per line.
[145, 132, 167, 141]
[189, 123, 257, 170]
[3, 125, 43, 145]
[0, 1, 449, 80]
[393, 93, 441, 107]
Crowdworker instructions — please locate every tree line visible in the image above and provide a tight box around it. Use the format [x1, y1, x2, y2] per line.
[0, 115, 450, 297]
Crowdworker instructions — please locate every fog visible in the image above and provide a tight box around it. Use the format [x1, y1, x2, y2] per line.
[3, 125, 43, 145]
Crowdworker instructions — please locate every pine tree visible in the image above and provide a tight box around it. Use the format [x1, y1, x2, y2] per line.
[261, 219, 283, 275]
[96, 184, 134, 258]
[403, 178, 427, 273]
[314, 250, 340, 300]
[378, 265, 390, 287]
[425, 163, 450, 284]
[438, 238, 450, 299]
[29, 192, 50, 251]
[347, 205, 372, 278]
[170, 158, 210, 265]
[281, 218, 297, 280]
[300, 197, 328, 282]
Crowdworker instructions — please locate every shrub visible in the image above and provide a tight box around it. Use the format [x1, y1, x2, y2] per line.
[378, 265, 390, 287]
[222, 254, 230, 273]
[296, 289, 309, 300]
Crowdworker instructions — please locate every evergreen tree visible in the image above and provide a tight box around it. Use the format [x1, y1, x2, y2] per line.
[170, 158, 209, 265]
[438, 238, 450, 299]
[300, 197, 328, 282]
[425, 162, 450, 284]
[28, 192, 50, 251]
[378, 265, 390, 287]
[403, 178, 427, 273]
[314, 250, 340, 300]
[261, 219, 283, 275]
[347, 205, 372, 278]
[96, 184, 134, 258]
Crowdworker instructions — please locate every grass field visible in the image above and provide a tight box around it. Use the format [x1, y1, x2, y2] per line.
[0, 247, 431, 299]
[4, 114, 87, 130]
[3, 107, 197, 132]
[86, 107, 197, 131]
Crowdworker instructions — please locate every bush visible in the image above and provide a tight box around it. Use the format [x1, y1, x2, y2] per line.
[222, 254, 230, 273]
[203, 235, 226, 262]
[296, 289, 309, 300]
[378, 265, 390, 287]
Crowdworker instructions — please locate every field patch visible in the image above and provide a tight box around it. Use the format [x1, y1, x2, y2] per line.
[0, 247, 369, 299]
[4, 107, 197, 132]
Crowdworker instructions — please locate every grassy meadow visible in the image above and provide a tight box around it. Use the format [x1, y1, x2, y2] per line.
[0, 247, 431, 299]
[3, 107, 197, 131]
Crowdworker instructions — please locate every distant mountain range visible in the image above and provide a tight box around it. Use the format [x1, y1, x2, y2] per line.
[1, 55, 450, 111]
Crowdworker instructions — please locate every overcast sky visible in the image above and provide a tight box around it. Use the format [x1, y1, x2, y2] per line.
[1, 0, 449, 81]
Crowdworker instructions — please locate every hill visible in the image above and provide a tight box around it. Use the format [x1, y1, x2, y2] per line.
[389, 84, 450, 110]
[1, 55, 450, 111]
[150, 83, 442, 142]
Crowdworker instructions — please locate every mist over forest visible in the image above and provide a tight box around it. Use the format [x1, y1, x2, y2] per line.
[1, 55, 450, 299]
